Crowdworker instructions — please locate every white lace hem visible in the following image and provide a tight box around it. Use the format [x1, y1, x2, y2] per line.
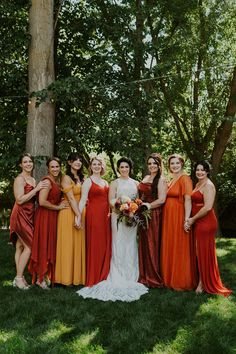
[76, 280, 148, 302]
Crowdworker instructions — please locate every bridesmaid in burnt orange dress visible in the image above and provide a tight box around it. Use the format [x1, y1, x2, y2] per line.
[186, 161, 232, 296]
[28, 157, 69, 289]
[10, 153, 47, 289]
[138, 153, 167, 287]
[161, 154, 197, 290]
[77, 156, 111, 289]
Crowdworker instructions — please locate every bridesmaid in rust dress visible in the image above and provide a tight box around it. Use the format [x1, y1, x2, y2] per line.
[28, 157, 69, 289]
[161, 154, 197, 290]
[138, 153, 167, 287]
[186, 161, 232, 296]
[10, 153, 47, 289]
[77, 156, 111, 292]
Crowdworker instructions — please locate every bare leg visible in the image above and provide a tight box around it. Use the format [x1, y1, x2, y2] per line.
[16, 243, 31, 278]
[13, 239, 31, 289]
[195, 239, 204, 294]
[195, 279, 204, 294]
[15, 239, 23, 274]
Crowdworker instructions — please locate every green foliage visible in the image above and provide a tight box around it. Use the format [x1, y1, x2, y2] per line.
[1, 0, 236, 218]
[0, 1, 29, 184]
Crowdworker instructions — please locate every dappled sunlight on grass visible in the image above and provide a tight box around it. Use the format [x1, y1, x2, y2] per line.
[151, 326, 192, 354]
[0, 330, 16, 343]
[66, 329, 107, 353]
[0, 330, 28, 352]
[38, 320, 73, 343]
[217, 248, 231, 258]
[197, 296, 236, 320]
[1, 279, 14, 287]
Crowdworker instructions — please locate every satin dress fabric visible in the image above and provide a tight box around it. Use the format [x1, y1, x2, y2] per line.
[77, 178, 148, 301]
[10, 183, 35, 249]
[161, 175, 197, 290]
[55, 181, 86, 286]
[138, 182, 163, 287]
[192, 190, 232, 297]
[83, 180, 111, 287]
[28, 176, 61, 285]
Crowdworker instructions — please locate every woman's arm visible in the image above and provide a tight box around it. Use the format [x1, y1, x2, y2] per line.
[187, 184, 216, 226]
[14, 176, 47, 205]
[39, 180, 68, 211]
[149, 177, 167, 209]
[109, 180, 118, 208]
[61, 176, 80, 217]
[78, 178, 92, 213]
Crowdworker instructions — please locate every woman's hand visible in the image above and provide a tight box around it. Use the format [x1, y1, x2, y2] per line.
[184, 217, 194, 232]
[58, 200, 70, 210]
[142, 202, 151, 210]
[74, 215, 81, 229]
[35, 180, 48, 192]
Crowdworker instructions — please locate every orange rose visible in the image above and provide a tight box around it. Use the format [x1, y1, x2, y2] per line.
[120, 203, 129, 211]
[135, 198, 143, 206]
[129, 202, 139, 213]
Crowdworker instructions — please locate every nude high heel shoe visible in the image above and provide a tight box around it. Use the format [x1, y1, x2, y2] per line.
[13, 276, 30, 290]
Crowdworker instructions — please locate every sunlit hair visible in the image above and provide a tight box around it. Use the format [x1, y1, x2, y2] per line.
[89, 156, 106, 176]
[117, 157, 133, 176]
[18, 152, 34, 165]
[147, 153, 163, 199]
[194, 160, 211, 177]
[66, 152, 84, 183]
[168, 153, 185, 171]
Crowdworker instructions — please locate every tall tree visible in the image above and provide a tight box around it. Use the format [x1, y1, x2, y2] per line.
[27, 0, 55, 179]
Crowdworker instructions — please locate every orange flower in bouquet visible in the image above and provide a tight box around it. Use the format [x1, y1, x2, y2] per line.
[113, 196, 151, 228]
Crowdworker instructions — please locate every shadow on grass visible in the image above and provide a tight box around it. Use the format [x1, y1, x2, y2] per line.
[0, 232, 235, 354]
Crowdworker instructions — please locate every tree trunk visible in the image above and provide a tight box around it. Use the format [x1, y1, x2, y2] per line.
[211, 66, 236, 176]
[26, 0, 55, 180]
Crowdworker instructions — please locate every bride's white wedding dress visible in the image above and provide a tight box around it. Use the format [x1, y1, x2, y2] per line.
[77, 178, 148, 301]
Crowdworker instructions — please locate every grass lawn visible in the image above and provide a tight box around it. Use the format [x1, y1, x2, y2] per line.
[0, 231, 235, 354]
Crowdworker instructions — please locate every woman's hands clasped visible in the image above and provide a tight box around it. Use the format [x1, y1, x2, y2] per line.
[74, 214, 82, 229]
[184, 217, 194, 232]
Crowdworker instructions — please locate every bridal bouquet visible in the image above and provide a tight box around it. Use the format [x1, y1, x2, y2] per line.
[112, 195, 151, 228]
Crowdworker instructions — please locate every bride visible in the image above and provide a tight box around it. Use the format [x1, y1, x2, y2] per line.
[77, 157, 148, 301]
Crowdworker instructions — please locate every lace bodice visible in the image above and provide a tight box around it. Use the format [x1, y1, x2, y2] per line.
[116, 178, 137, 200]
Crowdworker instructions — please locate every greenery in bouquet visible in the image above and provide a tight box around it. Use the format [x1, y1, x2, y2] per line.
[112, 195, 151, 228]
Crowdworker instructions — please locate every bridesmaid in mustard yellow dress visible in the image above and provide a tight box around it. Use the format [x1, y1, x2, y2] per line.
[55, 153, 86, 286]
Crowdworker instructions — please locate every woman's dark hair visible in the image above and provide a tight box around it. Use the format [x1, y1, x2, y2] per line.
[194, 160, 211, 177]
[46, 157, 61, 168]
[46, 157, 62, 182]
[18, 152, 34, 165]
[147, 153, 163, 199]
[66, 152, 84, 183]
[117, 157, 133, 175]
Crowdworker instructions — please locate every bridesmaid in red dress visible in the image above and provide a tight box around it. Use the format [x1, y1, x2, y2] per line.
[78, 156, 111, 287]
[186, 161, 232, 296]
[28, 157, 69, 289]
[161, 154, 197, 290]
[138, 153, 167, 287]
[10, 153, 47, 290]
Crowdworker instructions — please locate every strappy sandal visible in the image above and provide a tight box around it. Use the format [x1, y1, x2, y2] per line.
[13, 277, 30, 290]
[36, 280, 50, 290]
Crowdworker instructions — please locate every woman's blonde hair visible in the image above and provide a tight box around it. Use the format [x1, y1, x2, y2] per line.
[89, 156, 106, 176]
